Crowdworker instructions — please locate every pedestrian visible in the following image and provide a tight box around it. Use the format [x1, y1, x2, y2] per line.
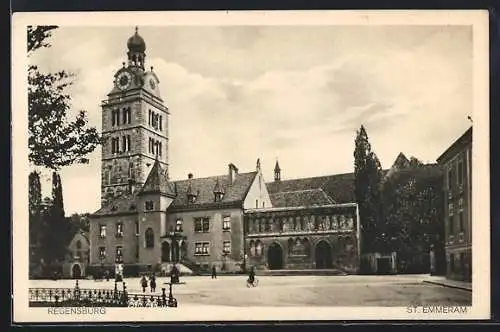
[150, 274, 157, 292]
[141, 275, 148, 293]
[211, 265, 217, 279]
[105, 270, 110, 282]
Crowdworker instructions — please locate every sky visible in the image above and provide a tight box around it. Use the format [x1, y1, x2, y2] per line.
[29, 25, 473, 215]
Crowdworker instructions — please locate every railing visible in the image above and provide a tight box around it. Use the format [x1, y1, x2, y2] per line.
[29, 280, 178, 308]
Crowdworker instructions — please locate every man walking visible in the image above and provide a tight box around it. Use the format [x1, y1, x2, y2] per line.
[211, 265, 217, 279]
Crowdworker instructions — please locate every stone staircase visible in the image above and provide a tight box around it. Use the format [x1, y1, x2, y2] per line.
[257, 268, 348, 276]
[159, 262, 194, 276]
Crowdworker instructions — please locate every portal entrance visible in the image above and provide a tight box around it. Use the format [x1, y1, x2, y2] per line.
[315, 240, 332, 269]
[172, 241, 180, 263]
[161, 242, 171, 262]
[267, 242, 283, 270]
[72, 264, 82, 279]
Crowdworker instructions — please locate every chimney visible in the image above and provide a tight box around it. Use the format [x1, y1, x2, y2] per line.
[188, 173, 193, 179]
[228, 163, 238, 184]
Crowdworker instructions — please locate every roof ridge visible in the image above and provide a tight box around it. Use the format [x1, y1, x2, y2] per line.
[270, 188, 326, 194]
[172, 171, 257, 183]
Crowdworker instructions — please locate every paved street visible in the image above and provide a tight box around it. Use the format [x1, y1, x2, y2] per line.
[29, 274, 471, 307]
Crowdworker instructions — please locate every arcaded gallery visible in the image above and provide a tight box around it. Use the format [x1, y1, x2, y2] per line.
[243, 204, 361, 273]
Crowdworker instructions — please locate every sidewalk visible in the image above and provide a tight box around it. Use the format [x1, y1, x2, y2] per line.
[423, 275, 472, 291]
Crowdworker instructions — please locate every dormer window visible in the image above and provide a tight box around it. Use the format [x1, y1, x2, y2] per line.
[214, 192, 224, 202]
[213, 178, 224, 202]
[188, 194, 197, 204]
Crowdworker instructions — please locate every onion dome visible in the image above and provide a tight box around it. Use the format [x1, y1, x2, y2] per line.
[127, 26, 146, 53]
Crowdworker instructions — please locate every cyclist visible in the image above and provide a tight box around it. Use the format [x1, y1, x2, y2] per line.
[248, 266, 256, 285]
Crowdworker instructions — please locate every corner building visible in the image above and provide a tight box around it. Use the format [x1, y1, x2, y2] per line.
[436, 127, 472, 281]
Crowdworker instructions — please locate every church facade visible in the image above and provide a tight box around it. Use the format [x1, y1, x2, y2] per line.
[89, 28, 362, 276]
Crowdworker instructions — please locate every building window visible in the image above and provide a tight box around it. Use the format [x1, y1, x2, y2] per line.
[255, 241, 263, 256]
[111, 137, 120, 154]
[194, 242, 210, 256]
[159, 142, 162, 157]
[116, 222, 124, 237]
[175, 219, 183, 232]
[122, 107, 131, 125]
[145, 200, 154, 211]
[256, 199, 258, 209]
[148, 110, 152, 126]
[447, 168, 453, 190]
[449, 253, 455, 273]
[121, 135, 131, 152]
[159, 115, 163, 131]
[99, 247, 106, 260]
[458, 160, 464, 186]
[262, 201, 265, 208]
[448, 203, 454, 216]
[458, 198, 464, 232]
[194, 217, 210, 233]
[76, 240, 82, 250]
[448, 216, 454, 235]
[145, 228, 154, 248]
[99, 225, 107, 239]
[223, 241, 231, 254]
[116, 246, 123, 262]
[135, 221, 139, 235]
[249, 240, 256, 256]
[223, 216, 231, 231]
[112, 109, 120, 126]
[459, 211, 464, 233]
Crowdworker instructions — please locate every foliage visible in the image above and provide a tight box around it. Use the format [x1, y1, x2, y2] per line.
[353, 125, 384, 254]
[382, 166, 444, 273]
[67, 213, 91, 233]
[28, 25, 101, 170]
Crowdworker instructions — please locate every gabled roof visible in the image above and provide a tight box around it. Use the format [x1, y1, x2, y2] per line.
[169, 171, 257, 211]
[269, 188, 335, 208]
[139, 159, 176, 198]
[92, 192, 140, 217]
[266, 172, 356, 204]
[436, 127, 473, 164]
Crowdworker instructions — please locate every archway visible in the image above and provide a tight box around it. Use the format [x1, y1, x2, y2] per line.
[72, 264, 82, 279]
[315, 240, 332, 269]
[172, 240, 180, 263]
[161, 242, 171, 262]
[267, 242, 283, 270]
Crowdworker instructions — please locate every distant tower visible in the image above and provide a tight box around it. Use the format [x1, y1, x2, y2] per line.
[256, 158, 261, 172]
[274, 160, 281, 182]
[100, 27, 170, 206]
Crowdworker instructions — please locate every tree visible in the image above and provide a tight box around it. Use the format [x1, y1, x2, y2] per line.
[382, 166, 444, 273]
[354, 125, 384, 254]
[28, 25, 101, 170]
[29, 171, 42, 274]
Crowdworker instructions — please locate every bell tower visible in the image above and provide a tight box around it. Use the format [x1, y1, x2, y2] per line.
[100, 27, 170, 206]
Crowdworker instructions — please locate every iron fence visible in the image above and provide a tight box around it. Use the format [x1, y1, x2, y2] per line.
[29, 280, 178, 308]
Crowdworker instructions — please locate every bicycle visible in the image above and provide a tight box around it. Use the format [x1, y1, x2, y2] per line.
[246, 278, 259, 287]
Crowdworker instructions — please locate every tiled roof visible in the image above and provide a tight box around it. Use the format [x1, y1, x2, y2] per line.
[269, 188, 335, 208]
[169, 171, 257, 211]
[92, 192, 140, 217]
[139, 159, 176, 197]
[266, 172, 356, 204]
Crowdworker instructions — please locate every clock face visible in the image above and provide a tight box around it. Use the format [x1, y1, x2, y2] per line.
[116, 71, 132, 90]
[149, 78, 156, 90]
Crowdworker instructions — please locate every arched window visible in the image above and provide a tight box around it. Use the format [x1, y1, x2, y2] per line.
[288, 238, 294, 254]
[255, 241, 263, 256]
[302, 238, 310, 256]
[249, 240, 255, 256]
[145, 228, 154, 248]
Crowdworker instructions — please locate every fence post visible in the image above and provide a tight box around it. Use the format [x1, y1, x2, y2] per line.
[161, 288, 166, 307]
